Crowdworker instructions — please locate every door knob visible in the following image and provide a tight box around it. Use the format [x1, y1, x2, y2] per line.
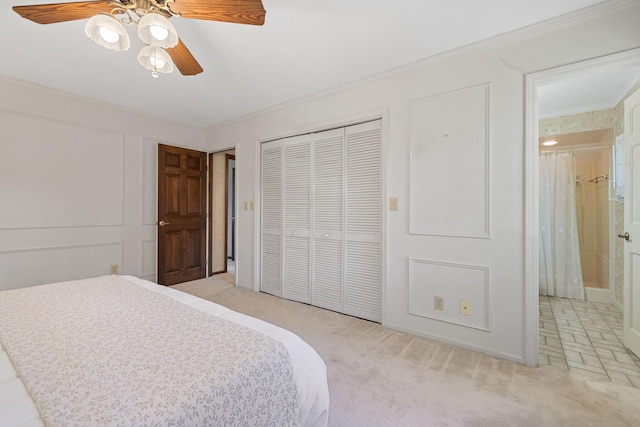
[157, 220, 170, 227]
[618, 232, 630, 241]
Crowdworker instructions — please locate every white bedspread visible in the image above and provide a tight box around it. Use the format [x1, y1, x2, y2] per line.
[0, 275, 329, 427]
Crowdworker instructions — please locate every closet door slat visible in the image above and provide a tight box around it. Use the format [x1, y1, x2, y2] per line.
[261, 234, 282, 296]
[283, 135, 312, 303]
[313, 239, 343, 312]
[261, 141, 283, 297]
[345, 120, 382, 322]
[313, 128, 345, 312]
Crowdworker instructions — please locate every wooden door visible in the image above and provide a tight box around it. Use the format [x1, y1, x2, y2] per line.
[624, 88, 640, 357]
[157, 144, 207, 285]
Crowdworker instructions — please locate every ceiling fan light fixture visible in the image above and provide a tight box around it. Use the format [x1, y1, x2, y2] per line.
[138, 13, 178, 49]
[85, 13, 130, 51]
[138, 45, 174, 77]
[150, 25, 168, 41]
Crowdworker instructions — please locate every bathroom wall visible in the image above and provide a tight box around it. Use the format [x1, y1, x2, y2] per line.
[574, 147, 611, 289]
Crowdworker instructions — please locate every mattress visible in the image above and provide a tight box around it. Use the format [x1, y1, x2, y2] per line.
[0, 275, 329, 426]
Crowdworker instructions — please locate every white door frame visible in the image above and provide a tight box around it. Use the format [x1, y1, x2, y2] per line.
[524, 48, 640, 366]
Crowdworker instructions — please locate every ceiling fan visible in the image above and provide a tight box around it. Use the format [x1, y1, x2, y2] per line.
[12, 0, 266, 77]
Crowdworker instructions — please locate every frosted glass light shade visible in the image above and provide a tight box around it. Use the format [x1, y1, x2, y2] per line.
[85, 13, 130, 51]
[138, 45, 174, 77]
[138, 13, 178, 48]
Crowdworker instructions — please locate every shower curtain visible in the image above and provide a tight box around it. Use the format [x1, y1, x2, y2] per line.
[539, 151, 584, 300]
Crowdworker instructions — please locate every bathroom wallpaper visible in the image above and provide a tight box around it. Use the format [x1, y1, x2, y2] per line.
[539, 107, 619, 137]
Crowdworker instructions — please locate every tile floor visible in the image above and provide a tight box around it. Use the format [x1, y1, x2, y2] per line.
[539, 295, 640, 388]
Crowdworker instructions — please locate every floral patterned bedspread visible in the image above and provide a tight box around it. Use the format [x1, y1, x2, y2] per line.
[0, 275, 300, 426]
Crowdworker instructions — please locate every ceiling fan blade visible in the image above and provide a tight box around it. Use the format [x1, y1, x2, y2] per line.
[13, 1, 117, 25]
[166, 39, 203, 76]
[168, 0, 266, 26]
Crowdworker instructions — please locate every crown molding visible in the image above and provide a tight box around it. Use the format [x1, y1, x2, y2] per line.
[0, 74, 203, 133]
[205, 0, 637, 132]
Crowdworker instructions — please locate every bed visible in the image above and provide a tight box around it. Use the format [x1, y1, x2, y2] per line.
[0, 275, 329, 426]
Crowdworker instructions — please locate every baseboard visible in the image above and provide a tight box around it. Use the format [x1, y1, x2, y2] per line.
[613, 298, 624, 312]
[584, 287, 610, 303]
[383, 322, 525, 365]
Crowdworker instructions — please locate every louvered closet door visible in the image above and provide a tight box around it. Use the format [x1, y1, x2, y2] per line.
[312, 129, 345, 312]
[345, 120, 382, 322]
[261, 140, 283, 297]
[282, 135, 312, 303]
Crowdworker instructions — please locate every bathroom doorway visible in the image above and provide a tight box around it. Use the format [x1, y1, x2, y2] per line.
[524, 49, 640, 366]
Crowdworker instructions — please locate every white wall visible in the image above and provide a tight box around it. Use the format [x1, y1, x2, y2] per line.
[0, 77, 204, 290]
[203, 2, 640, 363]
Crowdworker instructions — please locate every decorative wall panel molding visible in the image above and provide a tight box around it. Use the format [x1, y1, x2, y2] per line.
[142, 138, 159, 225]
[0, 109, 124, 229]
[0, 242, 123, 290]
[142, 239, 156, 279]
[409, 84, 491, 238]
[409, 258, 490, 331]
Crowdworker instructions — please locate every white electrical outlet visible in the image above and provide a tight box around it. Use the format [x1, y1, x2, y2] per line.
[110, 264, 119, 275]
[460, 299, 471, 316]
[434, 295, 444, 311]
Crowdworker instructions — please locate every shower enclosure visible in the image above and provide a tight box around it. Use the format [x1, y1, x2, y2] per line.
[574, 146, 614, 300]
[539, 151, 584, 300]
[539, 145, 614, 301]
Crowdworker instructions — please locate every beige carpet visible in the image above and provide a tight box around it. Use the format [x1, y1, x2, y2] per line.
[210, 272, 235, 285]
[172, 277, 640, 427]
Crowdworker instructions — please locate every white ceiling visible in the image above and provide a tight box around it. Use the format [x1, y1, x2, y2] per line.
[1, 0, 612, 128]
[538, 66, 640, 119]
